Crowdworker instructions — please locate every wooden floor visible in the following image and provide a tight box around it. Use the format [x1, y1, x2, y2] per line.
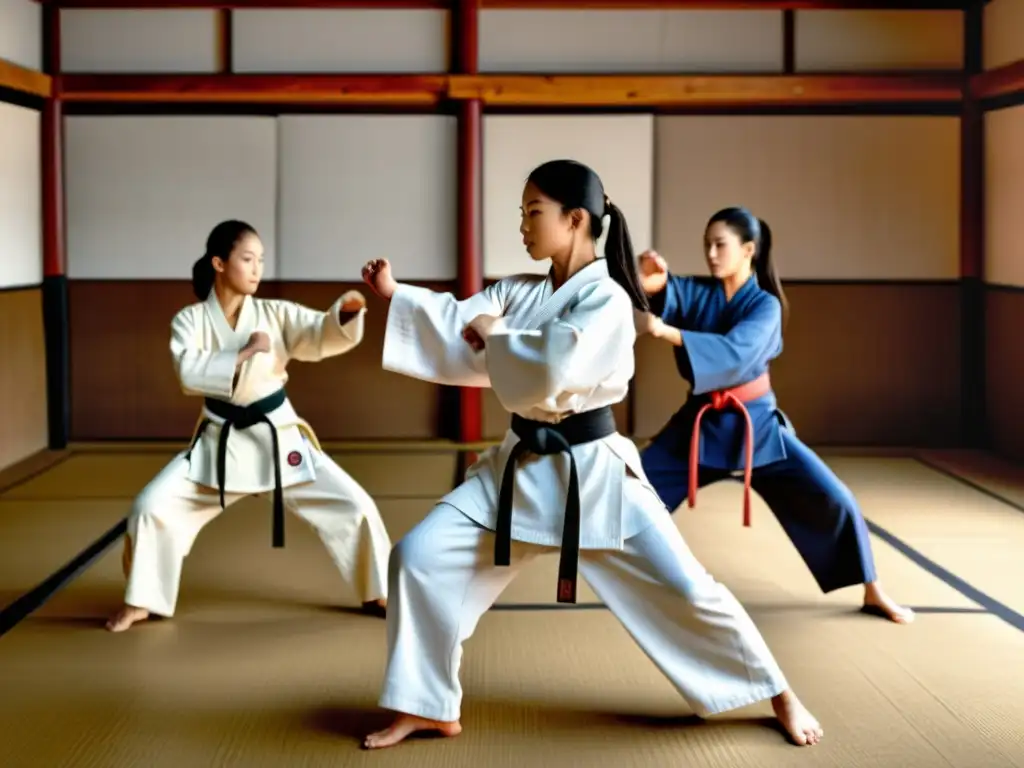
[1, 445, 1023, 768]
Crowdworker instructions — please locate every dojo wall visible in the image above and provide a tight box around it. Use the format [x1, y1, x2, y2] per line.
[59, 7, 965, 446]
[983, 0, 1024, 461]
[0, 0, 47, 473]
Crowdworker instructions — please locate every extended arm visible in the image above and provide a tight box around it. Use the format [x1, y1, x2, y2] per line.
[277, 292, 366, 363]
[381, 282, 504, 387]
[485, 282, 635, 414]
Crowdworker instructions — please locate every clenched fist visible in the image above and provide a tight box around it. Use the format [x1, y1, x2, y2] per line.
[637, 250, 669, 296]
[362, 259, 398, 301]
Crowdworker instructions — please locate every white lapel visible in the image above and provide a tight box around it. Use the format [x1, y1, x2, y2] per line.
[524, 258, 608, 331]
[205, 290, 256, 347]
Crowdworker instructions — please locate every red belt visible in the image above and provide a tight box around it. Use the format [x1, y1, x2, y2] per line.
[688, 372, 771, 527]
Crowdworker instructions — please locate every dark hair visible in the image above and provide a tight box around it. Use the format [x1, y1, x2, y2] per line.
[706, 207, 789, 328]
[191, 219, 258, 300]
[526, 159, 650, 313]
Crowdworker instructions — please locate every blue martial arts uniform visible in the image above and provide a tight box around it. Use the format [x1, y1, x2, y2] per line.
[640, 273, 877, 593]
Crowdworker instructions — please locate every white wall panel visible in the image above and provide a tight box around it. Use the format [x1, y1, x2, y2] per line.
[233, 9, 448, 73]
[0, 102, 42, 288]
[654, 116, 960, 281]
[480, 10, 782, 73]
[276, 115, 457, 281]
[65, 117, 278, 280]
[985, 106, 1024, 287]
[0, 0, 42, 70]
[795, 10, 962, 71]
[984, 0, 1024, 70]
[61, 9, 218, 73]
[483, 115, 653, 278]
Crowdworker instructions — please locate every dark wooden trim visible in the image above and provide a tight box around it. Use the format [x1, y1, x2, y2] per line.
[216, 8, 232, 73]
[782, 9, 795, 74]
[0, 58, 52, 99]
[0, 86, 46, 110]
[971, 58, 1024, 102]
[33, 0, 978, 9]
[59, 74, 449, 105]
[483, 102, 963, 116]
[41, 4, 69, 451]
[448, 73, 964, 107]
[454, 0, 483, 446]
[57, 72, 965, 108]
[960, 0, 985, 449]
[984, 282, 1024, 294]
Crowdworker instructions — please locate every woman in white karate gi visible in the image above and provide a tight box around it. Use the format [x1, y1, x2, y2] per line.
[360, 160, 823, 749]
[106, 220, 392, 632]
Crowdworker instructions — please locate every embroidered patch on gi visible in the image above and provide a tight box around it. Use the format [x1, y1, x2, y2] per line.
[287, 451, 302, 467]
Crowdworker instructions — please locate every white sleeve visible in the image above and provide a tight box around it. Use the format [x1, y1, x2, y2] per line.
[382, 282, 504, 387]
[170, 308, 237, 399]
[485, 282, 635, 414]
[274, 293, 366, 363]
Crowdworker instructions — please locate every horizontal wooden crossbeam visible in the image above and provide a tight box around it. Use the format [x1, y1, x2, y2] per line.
[0, 58, 52, 99]
[32, 0, 978, 9]
[970, 59, 1024, 101]
[57, 72, 964, 108]
[449, 73, 963, 106]
[59, 74, 448, 104]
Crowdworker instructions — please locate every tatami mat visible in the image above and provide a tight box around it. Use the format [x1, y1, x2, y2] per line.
[1, 450, 1023, 768]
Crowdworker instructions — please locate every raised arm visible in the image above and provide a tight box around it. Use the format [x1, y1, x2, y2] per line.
[484, 281, 635, 414]
[170, 307, 256, 399]
[676, 297, 781, 394]
[274, 291, 367, 363]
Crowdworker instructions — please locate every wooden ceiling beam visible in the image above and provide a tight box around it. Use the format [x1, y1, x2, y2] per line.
[970, 59, 1024, 101]
[59, 74, 448, 104]
[57, 72, 963, 107]
[0, 58, 52, 99]
[33, 0, 974, 10]
[448, 73, 964, 107]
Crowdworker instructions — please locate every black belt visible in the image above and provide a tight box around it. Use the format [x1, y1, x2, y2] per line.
[495, 406, 618, 604]
[187, 388, 288, 548]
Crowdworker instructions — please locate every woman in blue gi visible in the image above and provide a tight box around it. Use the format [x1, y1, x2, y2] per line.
[634, 206, 913, 624]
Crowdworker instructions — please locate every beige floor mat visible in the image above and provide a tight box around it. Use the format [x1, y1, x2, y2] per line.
[826, 456, 1024, 616]
[1, 451, 1023, 768]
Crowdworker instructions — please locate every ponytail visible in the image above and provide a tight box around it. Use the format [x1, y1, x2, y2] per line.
[603, 200, 650, 313]
[192, 254, 215, 300]
[753, 218, 789, 329]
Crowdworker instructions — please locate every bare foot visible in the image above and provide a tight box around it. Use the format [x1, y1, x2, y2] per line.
[862, 582, 915, 624]
[105, 605, 150, 632]
[771, 690, 823, 746]
[362, 598, 387, 618]
[363, 714, 461, 750]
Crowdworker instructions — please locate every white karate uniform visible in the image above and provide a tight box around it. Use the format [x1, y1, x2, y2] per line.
[377, 258, 789, 722]
[121, 290, 392, 617]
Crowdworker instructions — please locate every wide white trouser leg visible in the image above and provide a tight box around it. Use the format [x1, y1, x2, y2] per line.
[123, 453, 246, 617]
[578, 479, 789, 717]
[282, 450, 392, 603]
[378, 502, 540, 722]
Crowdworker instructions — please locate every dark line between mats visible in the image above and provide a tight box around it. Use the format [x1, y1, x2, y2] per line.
[913, 455, 1024, 514]
[0, 453, 74, 497]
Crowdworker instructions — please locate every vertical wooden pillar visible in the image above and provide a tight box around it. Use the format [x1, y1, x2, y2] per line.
[453, 0, 483, 448]
[960, 1, 986, 447]
[41, 4, 68, 450]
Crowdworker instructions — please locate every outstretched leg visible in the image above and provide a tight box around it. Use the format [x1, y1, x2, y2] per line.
[751, 431, 912, 624]
[364, 502, 540, 750]
[283, 449, 392, 616]
[109, 453, 241, 632]
[580, 480, 823, 746]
